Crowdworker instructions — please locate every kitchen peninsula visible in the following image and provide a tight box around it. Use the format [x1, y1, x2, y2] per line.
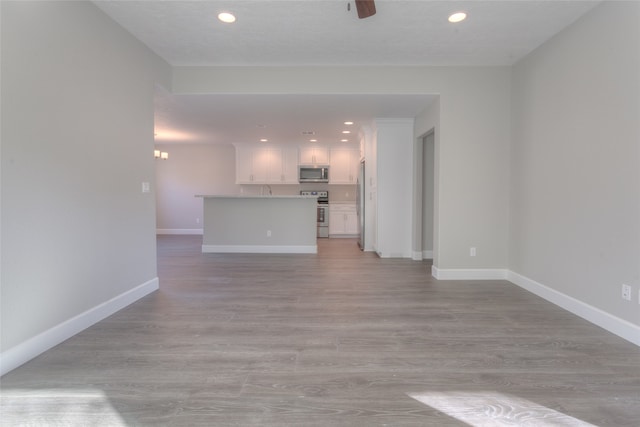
[196, 195, 318, 254]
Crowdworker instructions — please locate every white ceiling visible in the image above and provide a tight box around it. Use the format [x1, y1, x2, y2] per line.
[154, 90, 437, 144]
[93, 0, 599, 144]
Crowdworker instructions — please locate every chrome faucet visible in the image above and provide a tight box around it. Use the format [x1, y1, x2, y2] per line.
[261, 185, 272, 196]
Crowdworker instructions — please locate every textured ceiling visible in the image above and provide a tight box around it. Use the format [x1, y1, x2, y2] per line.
[93, 1, 599, 144]
[95, 0, 599, 66]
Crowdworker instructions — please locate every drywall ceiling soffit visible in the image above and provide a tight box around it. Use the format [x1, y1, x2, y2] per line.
[153, 91, 436, 144]
[98, 1, 597, 144]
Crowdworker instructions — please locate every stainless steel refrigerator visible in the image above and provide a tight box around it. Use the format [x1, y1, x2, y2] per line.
[356, 160, 365, 250]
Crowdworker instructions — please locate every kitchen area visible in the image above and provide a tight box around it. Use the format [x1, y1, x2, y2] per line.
[235, 142, 362, 240]
[157, 141, 363, 254]
[154, 93, 430, 259]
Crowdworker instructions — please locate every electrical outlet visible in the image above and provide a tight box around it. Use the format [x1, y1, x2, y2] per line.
[196, 218, 200, 224]
[470, 247, 476, 257]
[267, 230, 272, 237]
[622, 284, 631, 301]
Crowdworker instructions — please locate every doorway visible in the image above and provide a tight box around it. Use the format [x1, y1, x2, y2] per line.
[421, 131, 435, 259]
[416, 130, 435, 259]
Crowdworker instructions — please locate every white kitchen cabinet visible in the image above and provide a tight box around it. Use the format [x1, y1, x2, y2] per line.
[280, 146, 299, 184]
[236, 147, 255, 183]
[329, 204, 358, 236]
[345, 208, 358, 234]
[329, 147, 360, 184]
[236, 145, 268, 184]
[235, 145, 297, 184]
[299, 146, 329, 165]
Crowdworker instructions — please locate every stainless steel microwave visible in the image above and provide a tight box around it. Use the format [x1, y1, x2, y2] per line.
[299, 165, 329, 183]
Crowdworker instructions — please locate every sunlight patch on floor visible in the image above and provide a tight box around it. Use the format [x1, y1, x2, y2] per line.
[0, 389, 126, 425]
[407, 391, 597, 427]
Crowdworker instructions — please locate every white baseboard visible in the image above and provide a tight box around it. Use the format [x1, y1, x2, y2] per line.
[156, 229, 203, 235]
[377, 251, 414, 258]
[412, 250, 433, 261]
[432, 266, 508, 280]
[430, 266, 640, 347]
[508, 271, 640, 347]
[202, 245, 317, 254]
[0, 278, 159, 376]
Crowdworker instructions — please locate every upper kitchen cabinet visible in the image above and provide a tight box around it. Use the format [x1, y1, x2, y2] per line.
[329, 147, 360, 184]
[235, 144, 298, 184]
[299, 146, 329, 165]
[280, 146, 299, 184]
[235, 144, 269, 184]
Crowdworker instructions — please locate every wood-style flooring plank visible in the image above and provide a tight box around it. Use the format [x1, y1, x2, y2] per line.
[1, 236, 639, 426]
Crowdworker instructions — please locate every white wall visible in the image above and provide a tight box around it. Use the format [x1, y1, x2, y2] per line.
[155, 143, 239, 233]
[1, 1, 170, 372]
[171, 66, 512, 271]
[375, 119, 415, 258]
[433, 69, 511, 272]
[510, 1, 640, 328]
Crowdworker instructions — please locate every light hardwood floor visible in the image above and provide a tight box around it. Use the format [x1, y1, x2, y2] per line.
[2, 235, 639, 426]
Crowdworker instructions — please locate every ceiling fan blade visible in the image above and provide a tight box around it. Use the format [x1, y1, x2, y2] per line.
[355, 0, 376, 19]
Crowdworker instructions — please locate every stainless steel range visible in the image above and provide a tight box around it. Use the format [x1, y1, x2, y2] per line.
[301, 190, 329, 238]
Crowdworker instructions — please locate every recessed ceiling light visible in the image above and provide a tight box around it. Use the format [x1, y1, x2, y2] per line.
[344, 121, 354, 125]
[448, 12, 467, 23]
[341, 139, 349, 142]
[342, 130, 351, 134]
[309, 139, 317, 142]
[218, 12, 236, 23]
[260, 138, 268, 142]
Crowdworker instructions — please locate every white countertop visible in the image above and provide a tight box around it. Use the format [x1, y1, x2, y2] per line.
[195, 195, 318, 199]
